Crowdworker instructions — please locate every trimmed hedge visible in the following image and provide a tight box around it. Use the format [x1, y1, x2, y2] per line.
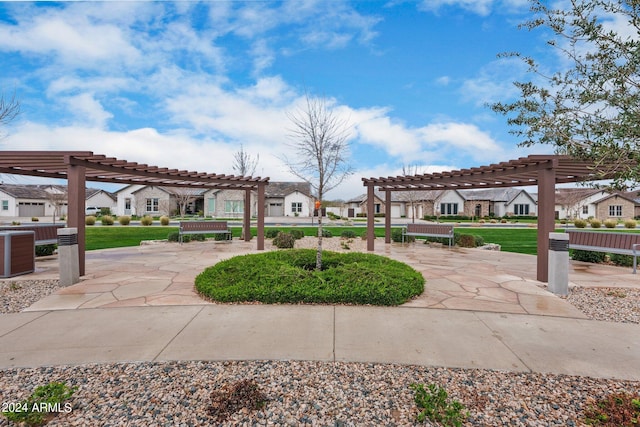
[195, 249, 425, 306]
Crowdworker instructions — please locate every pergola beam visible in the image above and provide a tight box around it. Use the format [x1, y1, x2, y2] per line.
[0, 150, 271, 276]
[363, 154, 623, 283]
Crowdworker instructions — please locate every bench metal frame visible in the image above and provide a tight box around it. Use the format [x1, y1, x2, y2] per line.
[566, 229, 640, 274]
[0, 224, 65, 246]
[402, 223, 454, 248]
[178, 221, 232, 244]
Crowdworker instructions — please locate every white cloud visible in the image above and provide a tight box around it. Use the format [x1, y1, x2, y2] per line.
[352, 107, 502, 164]
[0, 11, 141, 70]
[61, 93, 113, 128]
[459, 57, 527, 106]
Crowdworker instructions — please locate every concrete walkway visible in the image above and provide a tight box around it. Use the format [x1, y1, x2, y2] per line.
[1, 239, 639, 381]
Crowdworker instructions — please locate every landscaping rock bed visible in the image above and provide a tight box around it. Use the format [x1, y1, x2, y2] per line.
[1, 267, 639, 425]
[0, 279, 61, 314]
[0, 361, 637, 426]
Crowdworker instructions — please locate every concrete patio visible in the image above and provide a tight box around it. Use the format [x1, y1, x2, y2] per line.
[1, 238, 639, 380]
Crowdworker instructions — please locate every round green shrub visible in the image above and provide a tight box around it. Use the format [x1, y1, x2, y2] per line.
[195, 249, 425, 306]
[118, 216, 131, 226]
[160, 216, 170, 226]
[573, 218, 587, 228]
[31, 217, 39, 222]
[590, 218, 602, 228]
[571, 249, 606, 263]
[624, 219, 637, 229]
[340, 230, 357, 239]
[458, 234, 476, 248]
[603, 219, 618, 228]
[321, 229, 333, 238]
[167, 232, 179, 242]
[193, 234, 206, 241]
[273, 232, 295, 249]
[474, 235, 485, 246]
[265, 229, 281, 239]
[140, 216, 153, 226]
[213, 233, 228, 241]
[289, 229, 304, 240]
[391, 228, 414, 243]
[101, 215, 115, 226]
[85, 216, 96, 226]
[611, 253, 634, 267]
[35, 244, 56, 257]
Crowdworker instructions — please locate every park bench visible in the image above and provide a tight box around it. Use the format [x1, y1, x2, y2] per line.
[0, 224, 65, 246]
[566, 229, 640, 274]
[402, 223, 454, 247]
[178, 221, 232, 244]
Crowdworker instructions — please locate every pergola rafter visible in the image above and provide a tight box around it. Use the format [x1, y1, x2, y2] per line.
[0, 151, 269, 276]
[363, 155, 623, 282]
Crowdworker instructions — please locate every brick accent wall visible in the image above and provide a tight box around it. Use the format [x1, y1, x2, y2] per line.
[595, 195, 635, 219]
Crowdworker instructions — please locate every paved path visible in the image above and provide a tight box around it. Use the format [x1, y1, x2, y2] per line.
[1, 238, 639, 381]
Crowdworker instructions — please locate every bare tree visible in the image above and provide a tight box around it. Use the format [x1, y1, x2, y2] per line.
[0, 91, 20, 132]
[171, 187, 201, 218]
[402, 164, 422, 223]
[232, 144, 259, 176]
[45, 186, 67, 224]
[285, 94, 353, 270]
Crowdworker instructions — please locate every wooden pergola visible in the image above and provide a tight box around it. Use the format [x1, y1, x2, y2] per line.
[362, 155, 620, 282]
[0, 151, 270, 275]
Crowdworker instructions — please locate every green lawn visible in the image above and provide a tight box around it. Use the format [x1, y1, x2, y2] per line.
[84, 225, 640, 255]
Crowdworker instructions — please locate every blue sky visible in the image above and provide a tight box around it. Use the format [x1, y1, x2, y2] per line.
[1, 0, 563, 199]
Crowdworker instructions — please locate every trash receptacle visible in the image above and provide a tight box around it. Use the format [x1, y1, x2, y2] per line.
[0, 230, 35, 278]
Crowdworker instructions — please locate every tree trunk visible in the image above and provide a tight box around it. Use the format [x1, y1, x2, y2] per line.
[316, 212, 323, 270]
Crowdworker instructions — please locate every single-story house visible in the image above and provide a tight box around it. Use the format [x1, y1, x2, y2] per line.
[0, 184, 116, 218]
[348, 188, 538, 219]
[115, 181, 313, 218]
[554, 188, 640, 220]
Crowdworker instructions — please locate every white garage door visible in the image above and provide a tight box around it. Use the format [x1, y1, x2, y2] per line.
[18, 202, 45, 217]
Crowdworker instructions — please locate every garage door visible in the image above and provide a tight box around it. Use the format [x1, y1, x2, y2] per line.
[18, 202, 45, 217]
[269, 203, 284, 216]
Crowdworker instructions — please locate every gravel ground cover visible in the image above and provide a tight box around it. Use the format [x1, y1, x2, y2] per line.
[0, 279, 63, 314]
[1, 361, 638, 426]
[1, 259, 639, 425]
[566, 287, 640, 324]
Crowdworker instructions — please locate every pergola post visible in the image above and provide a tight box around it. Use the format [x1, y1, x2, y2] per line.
[66, 160, 86, 276]
[243, 188, 251, 242]
[385, 189, 392, 244]
[366, 184, 375, 251]
[537, 165, 556, 282]
[257, 183, 265, 250]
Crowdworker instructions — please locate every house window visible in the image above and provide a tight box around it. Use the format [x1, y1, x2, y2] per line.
[146, 198, 159, 213]
[609, 205, 623, 217]
[225, 200, 244, 214]
[291, 202, 302, 213]
[582, 205, 589, 215]
[374, 203, 381, 214]
[440, 203, 458, 215]
[514, 204, 530, 215]
[1, 200, 8, 211]
[207, 198, 216, 216]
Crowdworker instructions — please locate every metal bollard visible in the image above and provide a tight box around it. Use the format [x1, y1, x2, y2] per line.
[58, 227, 80, 286]
[548, 232, 569, 296]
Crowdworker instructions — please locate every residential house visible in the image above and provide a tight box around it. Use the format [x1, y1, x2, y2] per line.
[554, 188, 639, 220]
[116, 181, 313, 218]
[460, 188, 538, 217]
[348, 188, 538, 219]
[203, 182, 313, 218]
[0, 184, 115, 218]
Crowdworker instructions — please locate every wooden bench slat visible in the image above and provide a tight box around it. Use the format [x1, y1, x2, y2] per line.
[178, 221, 232, 243]
[403, 223, 454, 247]
[567, 230, 640, 273]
